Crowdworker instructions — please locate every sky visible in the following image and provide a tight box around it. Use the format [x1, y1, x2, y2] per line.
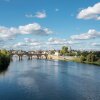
[0, 0, 100, 51]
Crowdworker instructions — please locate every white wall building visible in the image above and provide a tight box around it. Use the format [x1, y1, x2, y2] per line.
[54, 51, 60, 56]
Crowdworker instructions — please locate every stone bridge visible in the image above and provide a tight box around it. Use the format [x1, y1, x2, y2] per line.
[10, 51, 48, 60]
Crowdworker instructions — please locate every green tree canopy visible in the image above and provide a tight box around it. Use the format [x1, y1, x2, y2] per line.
[60, 46, 68, 55]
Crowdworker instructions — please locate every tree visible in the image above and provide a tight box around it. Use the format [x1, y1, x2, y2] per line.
[86, 53, 96, 62]
[50, 50, 55, 55]
[91, 54, 96, 62]
[80, 55, 86, 62]
[60, 46, 68, 55]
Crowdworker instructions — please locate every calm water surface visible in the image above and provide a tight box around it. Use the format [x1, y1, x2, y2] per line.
[0, 57, 100, 100]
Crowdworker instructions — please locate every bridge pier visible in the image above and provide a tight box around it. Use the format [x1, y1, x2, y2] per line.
[19, 56, 22, 61]
[28, 56, 30, 60]
[31, 56, 32, 60]
[37, 55, 39, 59]
[28, 55, 32, 60]
[45, 54, 48, 59]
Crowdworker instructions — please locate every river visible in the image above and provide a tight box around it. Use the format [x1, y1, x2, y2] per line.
[0, 57, 100, 100]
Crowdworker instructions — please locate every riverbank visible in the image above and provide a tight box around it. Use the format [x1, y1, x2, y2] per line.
[0, 50, 10, 70]
[48, 55, 100, 66]
[72, 57, 100, 66]
[48, 55, 74, 61]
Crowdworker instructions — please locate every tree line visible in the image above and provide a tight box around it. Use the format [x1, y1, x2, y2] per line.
[0, 50, 10, 70]
[50, 46, 100, 65]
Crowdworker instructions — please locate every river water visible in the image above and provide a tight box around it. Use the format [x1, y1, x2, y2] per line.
[0, 57, 100, 100]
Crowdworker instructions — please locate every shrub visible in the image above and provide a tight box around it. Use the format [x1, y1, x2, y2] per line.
[0, 50, 10, 69]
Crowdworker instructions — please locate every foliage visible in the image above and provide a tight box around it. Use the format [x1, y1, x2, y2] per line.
[50, 50, 55, 55]
[60, 46, 68, 55]
[86, 53, 97, 62]
[0, 50, 10, 68]
[71, 50, 100, 66]
[80, 55, 86, 62]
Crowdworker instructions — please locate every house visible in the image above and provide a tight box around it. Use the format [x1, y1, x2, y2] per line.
[54, 51, 60, 56]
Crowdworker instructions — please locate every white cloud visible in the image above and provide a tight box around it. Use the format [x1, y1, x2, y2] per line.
[12, 37, 80, 50]
[25, 14, 34, 18]
[13, 42, 41, 48]
[13, 42, 28, 48]
[0, 26, 18, 39]
[77, 2, 100, 20]
[47, 37, 67, 45]
[19, 23, 41, 34]
[13, 40, 43, 50]
[0, 23, 53, 40]
[43, 28, 53, 34]
[47, 37, 79, 45]
[35, 10, 47, 18]
[24, 38, 34, 43]
[71, 29, 100, 40]
[92, 43, 100, 46]
[26, 10, 47, 19]
[3, 36, 99, 50]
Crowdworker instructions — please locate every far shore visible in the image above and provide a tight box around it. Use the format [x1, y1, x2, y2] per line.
[48, 55, 100, 66]
[48, 55, 74, 61]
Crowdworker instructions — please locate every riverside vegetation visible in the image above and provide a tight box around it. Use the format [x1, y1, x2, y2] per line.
[50, 46, 100, 66]
[0, 50, 10, 70]
[73, 51, 100, 66]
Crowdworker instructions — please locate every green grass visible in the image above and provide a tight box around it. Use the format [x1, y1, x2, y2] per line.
[72, 57, 100, 66]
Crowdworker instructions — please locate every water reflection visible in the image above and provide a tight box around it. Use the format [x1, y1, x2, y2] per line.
[0, 57, 100, 100]
[0, 65, 9, 75]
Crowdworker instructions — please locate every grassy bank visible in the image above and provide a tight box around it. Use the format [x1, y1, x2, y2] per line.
[49, 55, 100, 66]
[0, 50, 10, 70]
[72, 57, 100, 66]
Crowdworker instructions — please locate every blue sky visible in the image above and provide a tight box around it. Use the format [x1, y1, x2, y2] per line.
[0, 0, 100, 50]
